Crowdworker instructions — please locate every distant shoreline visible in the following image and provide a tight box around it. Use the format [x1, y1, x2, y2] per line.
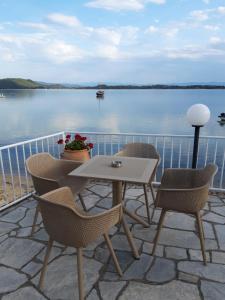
[1, 85, 225, 90]
[1, 78, 225, 90]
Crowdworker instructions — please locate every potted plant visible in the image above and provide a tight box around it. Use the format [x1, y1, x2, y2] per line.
[57, 134, 93, 162]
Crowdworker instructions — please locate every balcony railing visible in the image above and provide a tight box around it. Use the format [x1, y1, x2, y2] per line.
[0, 130, 225, 211]
[0, 132, 64, 210]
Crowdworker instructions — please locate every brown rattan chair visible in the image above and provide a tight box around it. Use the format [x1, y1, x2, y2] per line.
[116, 143, 160, 223]
[26, 153, 88, 234]
[35, 187, 123, 300]
[151, 164, 218, 265]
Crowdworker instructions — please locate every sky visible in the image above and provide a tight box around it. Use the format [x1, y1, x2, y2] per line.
[0, 0, 225, 84]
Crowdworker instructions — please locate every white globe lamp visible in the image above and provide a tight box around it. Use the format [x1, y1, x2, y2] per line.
[186, 104, 210, 168]
[187, 104, 210, 127]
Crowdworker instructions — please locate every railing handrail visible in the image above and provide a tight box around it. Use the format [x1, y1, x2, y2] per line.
[1, 131, 225, 152]
[0, 131, 65, 151]
[67, 130, 225, 140]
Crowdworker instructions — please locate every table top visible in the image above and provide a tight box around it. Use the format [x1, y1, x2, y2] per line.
[69, 155, 158, 184]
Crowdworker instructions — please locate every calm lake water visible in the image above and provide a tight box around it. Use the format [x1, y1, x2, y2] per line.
[1, 89, 225, 145]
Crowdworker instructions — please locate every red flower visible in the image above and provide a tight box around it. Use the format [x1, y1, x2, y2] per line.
[75, 134, 82, 140]
[66, 134, 71, 139]
[88, 143, 94, 149]
[65, 139, 70, 143]
[81, 136, 87, 141]
[57, 139, 64, 144]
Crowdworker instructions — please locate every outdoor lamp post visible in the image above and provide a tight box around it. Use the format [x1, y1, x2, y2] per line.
[187, 104, 210, 169]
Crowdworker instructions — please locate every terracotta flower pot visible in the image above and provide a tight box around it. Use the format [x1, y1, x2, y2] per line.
[61, 149, 90, 162]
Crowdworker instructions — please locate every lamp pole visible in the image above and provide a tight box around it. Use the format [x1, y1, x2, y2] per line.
[192, 125, 202, 169]
[187, 104, 210, 169]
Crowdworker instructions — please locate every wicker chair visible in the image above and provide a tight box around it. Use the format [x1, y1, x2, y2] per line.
[26, 153, 88, 235]
[35, 187, 123, 300]
[151, 164, 218, 265]
[116, 143, 160, 223]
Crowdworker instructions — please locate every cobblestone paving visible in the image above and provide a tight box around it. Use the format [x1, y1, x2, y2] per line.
[0, 182, 225, 300]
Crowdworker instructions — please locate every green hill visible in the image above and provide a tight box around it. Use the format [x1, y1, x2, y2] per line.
[0, 78, 65, 89]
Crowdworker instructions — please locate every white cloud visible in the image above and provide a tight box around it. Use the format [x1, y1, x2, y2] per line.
[44, 41, 84, 63]
[0, 35, 15, 43]
[204, 24, 220, 31]
[0, 22, 139, 63]
[145, 23, 180, 38]
[217, 6, 225, 14]
[210, 36, 222, 44]
[47, 13, 81, 27]
[0, 47, 15, 62]
[190, 6, 225, 23]
[165, 44, 225, 60]
[86, 0, 144, 11]
[164, 27, 179, 38]
[146, 25, 158, 33]
[19, 22, 49, 31]
[190, 10, 209, 21]
[96, 45, 120, 59]
[1, 6, 225, 71]
[95, 28, 121, 45]
[85, 0, 165, 12]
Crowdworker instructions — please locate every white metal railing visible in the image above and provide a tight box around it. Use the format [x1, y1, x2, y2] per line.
[0, 132, 64, 211]
[68, 131, 225, 190]
[0, 130, 225, 211]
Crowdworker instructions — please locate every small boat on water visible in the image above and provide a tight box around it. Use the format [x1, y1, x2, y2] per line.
[96, 90, 104, 98]
[218, 112, 225, 121]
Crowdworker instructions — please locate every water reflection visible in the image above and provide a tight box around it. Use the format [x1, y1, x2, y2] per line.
[0, 89, 38, 100]
[0, 89, 225, 144]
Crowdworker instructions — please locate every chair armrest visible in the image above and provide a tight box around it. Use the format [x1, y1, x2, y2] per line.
[156, 184, 209, 212]
[160, 168, 200, 188]
[80, 204, 122, 238]
[55, 159, 83, 173]
[43, 159, 84, 179]
[84, 204, 122, 222]
[158, 185, 207, 193]
[31, 175, 59, 195]
[38, 186, 76, 208]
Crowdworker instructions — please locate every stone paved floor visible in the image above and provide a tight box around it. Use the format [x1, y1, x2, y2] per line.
[0, 182, 225, 300]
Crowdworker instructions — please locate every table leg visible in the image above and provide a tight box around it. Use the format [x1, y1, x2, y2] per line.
[112, 181, 122, 206]
[124, 207, 149, 228]
[112, 181, 140, 259]
[112, 181, 149, 228]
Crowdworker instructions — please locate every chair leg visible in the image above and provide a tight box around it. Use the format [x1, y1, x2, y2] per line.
[122, 182, 127, 200]
[200, 217, 205, 240]
[78, 194, 87, 211]
[77, 248, 84, 300]
[38, 238, 53, 289]
[151, 209, 167, 256]
[121, 217, 140, 259]
[195, 212, 207, 265]
[31, 205, 40, 236]
[103, 233, 122, 276]
[149, 183, 155, 201]
[143, 184, 151, 224]
[150, 207, 156, 224]
[149, 183, 157, 223]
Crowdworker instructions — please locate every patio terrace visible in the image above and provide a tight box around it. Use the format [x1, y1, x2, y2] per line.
[0, 181, 225, 300]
